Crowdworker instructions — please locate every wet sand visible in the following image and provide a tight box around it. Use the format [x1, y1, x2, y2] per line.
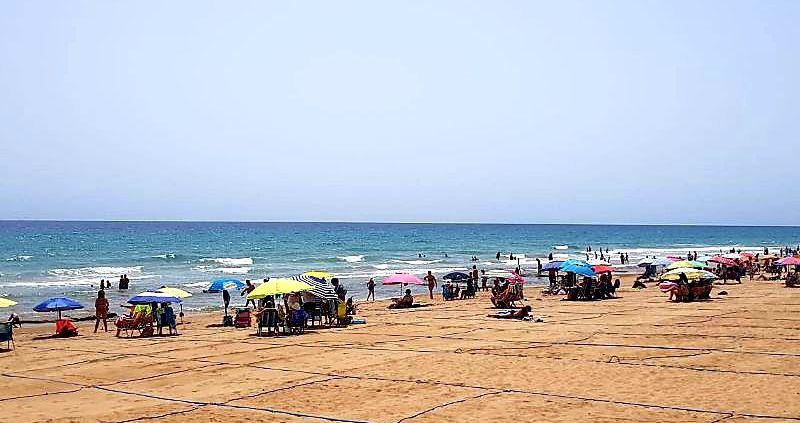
[2, 276, 799, 423]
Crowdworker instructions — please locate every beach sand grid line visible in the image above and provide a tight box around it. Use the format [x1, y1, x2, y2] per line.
[3, 281, 800, 422]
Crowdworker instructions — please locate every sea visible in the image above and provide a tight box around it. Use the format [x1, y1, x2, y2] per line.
[1, 221, 798, 317]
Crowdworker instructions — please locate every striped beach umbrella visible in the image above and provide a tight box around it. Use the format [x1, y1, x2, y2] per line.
[291, 275, 338, 300]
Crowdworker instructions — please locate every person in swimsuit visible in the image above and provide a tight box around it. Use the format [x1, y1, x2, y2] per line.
[366, 278, 375, 301]
[94, 289, 109, 333]
[488, 305, 532, 319]
[424, 271, 437, 299]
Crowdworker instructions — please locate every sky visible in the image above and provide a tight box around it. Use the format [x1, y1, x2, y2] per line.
[1, 1, 798, 225]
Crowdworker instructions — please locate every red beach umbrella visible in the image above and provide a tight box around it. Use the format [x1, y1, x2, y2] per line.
[592, 265, 614, 274]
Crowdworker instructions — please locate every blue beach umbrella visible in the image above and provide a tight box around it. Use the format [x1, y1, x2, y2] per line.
[443, 272, 470, 281]
[128, 292, 182, 305]
[207, 278, 244, 293]
[542, 261, 564, 271]
[33, 297, 84, 320]
[560, 262, 596, 278]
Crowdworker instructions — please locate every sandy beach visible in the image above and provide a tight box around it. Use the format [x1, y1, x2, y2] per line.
[2, 276, 799, 423]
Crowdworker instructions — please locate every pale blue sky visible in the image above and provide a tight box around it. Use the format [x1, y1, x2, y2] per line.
[1, 1, 798, 224]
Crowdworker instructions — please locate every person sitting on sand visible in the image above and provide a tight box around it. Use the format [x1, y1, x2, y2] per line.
[389, 289, 414, 309]
[488, 305, 532, 319]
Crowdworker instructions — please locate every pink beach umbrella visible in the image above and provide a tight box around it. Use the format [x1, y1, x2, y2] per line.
[777, 256, 800, 266]
[383, 273, 426, 294]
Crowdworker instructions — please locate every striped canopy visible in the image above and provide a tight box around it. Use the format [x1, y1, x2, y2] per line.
[291, 275, 338, 300]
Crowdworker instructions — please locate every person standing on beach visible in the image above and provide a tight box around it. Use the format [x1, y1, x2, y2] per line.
[366, 278, 375, 301]
[94, 289, 109, 333]
[471, 265, 479, 286]
[424, 271, 437, 299]
[222, 289, 231, 313]
[242, 280, 256, 308]
[536, 258, 542, 275]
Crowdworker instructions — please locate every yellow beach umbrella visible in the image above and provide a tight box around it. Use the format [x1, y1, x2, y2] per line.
[303, 271, 333, 279]
[247, 278, 313, 299]
[667, 261, 705, 270]
[157, 287, 193, 298]
[661, 268, 717, 281]
[0, 298, 18, 308]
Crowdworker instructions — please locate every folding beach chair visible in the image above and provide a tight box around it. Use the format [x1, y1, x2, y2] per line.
[0, 322, 14, 350]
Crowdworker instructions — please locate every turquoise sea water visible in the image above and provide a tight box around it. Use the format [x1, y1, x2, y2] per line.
[1, 221, 798, 317]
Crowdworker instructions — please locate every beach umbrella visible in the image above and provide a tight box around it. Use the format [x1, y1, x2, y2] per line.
[660, 268, 718, 281]
[303, 271, 334, 279]
[592, 265, 614, 274]
[248, 278, 313, 300]
[637, 258, 671, 267]
[667, 260, 706, 270]
[482, 270, 511, 278]
[33, 297, 84, 320]
[561, 262, 596, 278]
[709, 256, 737, 267]
[776, 257, 800, 266]
[740, 252, 755, 260]
[442, 272, 470, 281]
[542, 261, 563, 271]
[129, 292, 182, 304]
[695, 255, 713, 262]
[0, 298, 18, 308]
[291, 275, 337, 300]
[507, 272, 525, 285]
[207, 278, 244, 293]
[157, 287, 192, 298]
[563, 258, 591, 267]
[382, 273, 426, 285]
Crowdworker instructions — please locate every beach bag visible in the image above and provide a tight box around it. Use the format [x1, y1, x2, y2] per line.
[222, 315, 234, 327]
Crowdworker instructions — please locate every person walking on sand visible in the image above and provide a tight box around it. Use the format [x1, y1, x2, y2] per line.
[94, 289, 109, 333]
[424, 271, 437, 299]
[366, 278, 375, 301]
[242, 280, 256, 308]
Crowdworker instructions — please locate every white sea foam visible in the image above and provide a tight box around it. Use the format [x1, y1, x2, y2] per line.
[372, 264, 390, 270]
[152, 253, 176, 259]
[553, 245, 569, 250]
[193, 265, 251, 274]
[338, 255, 365, 263]
[6, 255, 33, 261]
[48, 266, 143, 278]
[200, 257, 253, 266]
[391, 259, 444, 265]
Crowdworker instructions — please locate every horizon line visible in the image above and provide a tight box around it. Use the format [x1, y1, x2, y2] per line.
[1, 219, 799, 228]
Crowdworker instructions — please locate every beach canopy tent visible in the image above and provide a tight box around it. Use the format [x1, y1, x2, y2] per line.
[542, 261, 564, 271]
[248, 278, 312, 300]
[442, 272, 470, 281]
[207, 278, 244, 293]
[303, 271, 334, 280]
[637, 258, 672, 267]
[129, 292, 182, 305]
[667, 260, 707, 270]
[291, 275, 337, 300]
[776, 256, 800, 266]
[0, 298, 18, 308]
[156, 287, 192, 298]
[33, 297, 84, 320]
[660, 268, 718, 281]
[708, 256, 738, 267]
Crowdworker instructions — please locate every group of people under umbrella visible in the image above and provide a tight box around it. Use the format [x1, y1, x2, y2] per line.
[542, 258, 619, 301]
